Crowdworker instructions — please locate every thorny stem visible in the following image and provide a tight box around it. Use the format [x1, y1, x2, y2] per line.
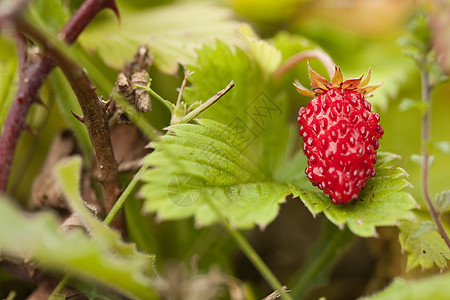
[0, 0, 118, 193]
[420, 70, 450, 249]
[273, 49, 335, 81]
[15, 18, 121, 217]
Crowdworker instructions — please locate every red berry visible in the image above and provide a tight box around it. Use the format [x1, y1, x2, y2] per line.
[294, 64, 383, 205]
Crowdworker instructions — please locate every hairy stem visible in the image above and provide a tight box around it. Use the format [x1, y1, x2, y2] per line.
[0, 0, 118, 193]
[420, 70, 450, 248]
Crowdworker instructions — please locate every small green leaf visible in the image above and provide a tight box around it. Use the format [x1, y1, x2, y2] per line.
[291, 152, 417, 237]
[433, 141, 450, 155]
[360, 272, 450, 300]
[183, 40, 265, 126]
[411, 153, 434, 166]
[398, 98, 420, 112]
[140, 119, 291, 229]
[434, 190, 450, 214]
[399, 213, 450, 270]
[238, 24, 282, 75]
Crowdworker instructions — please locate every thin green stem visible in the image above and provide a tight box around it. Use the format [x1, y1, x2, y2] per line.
[104, 160, 151, 226]
[205, 198, 292, 300]
[181, 81, 234, 123]
[113, 93, 162, 141]
[48, 274, 71, 299]
[136, 85, 174, 112]
[228, 229, 292, 300]
[5, 290, 17, 300]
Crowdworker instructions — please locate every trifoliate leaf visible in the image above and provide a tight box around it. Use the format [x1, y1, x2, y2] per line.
[398, 213, 450, 270]
[359, 272, 450, 300]
[238, 24, 282, 75]
[0, 198, 157, 299]
[291, 152, 417, 237]
[80, 3, 241, 74]
[140, 119, 291, 229]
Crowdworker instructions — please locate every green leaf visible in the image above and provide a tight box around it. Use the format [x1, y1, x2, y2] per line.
[290, 152, 417, 237]
[397, 98, 421, 112]
[0, 198, 157, 299]
[52, 156, 156, 275]
[398, 213, 450, 270]
[434, 190, 450, 214]
[26, 0, 70, 33]
[80, 2, 241, 74]
[183, 40, 266, 125]
[238, 24, 282, 75]
[140, 119, 291, 229]
[433, 141, 450, 155]
[0, 156, 158, 299]
[360, 272, 450, 300]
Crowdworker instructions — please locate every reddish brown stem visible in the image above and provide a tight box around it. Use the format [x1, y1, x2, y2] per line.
[15, 18, 120, 214]
[420, 70, 450, 248]
[273, 49, 335, 81]
[0, 0, 118, 193]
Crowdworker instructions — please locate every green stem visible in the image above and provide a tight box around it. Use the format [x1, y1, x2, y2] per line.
[48, 275, 71, 299]
[205, 198, 292, 300]
[104, 160, 151, 226]
[5, 290, 17, 300]
[113, 93, 162, 141]
[136, 85, 174, 112]
[228, 229, 292, 300]
[181, 81, 234, 123]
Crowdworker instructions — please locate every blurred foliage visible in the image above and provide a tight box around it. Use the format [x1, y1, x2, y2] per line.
[1, 0, 450, 299]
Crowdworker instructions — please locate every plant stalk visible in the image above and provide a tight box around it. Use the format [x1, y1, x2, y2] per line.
[205, 198, 292, 300]
[0, 0, 118, 193]
[420, 69, 450, 248]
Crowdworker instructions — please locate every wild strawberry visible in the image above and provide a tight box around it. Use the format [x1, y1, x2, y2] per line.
[295, 64, 383, 205]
